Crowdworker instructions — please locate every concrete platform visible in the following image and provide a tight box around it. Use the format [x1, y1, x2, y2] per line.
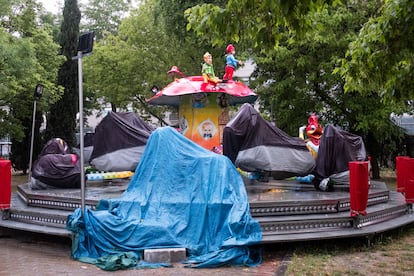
[1, 179, 414, 244]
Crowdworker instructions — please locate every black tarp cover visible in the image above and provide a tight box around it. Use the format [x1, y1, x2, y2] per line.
[223, 104, 315, 179]
[314, 124, 367, 184]
[90, 112, 154, 171]
[31, 138, 81, 189]
[40, 137, 70, 155]
[74, 132, 95, 164]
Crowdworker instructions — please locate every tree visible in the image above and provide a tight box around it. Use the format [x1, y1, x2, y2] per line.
[81, 0, 131, 40]
[10, 27, 64, 173]
[338, 0, 414, 102]
[185, 0, 338, 51]
[186, 0, 414, 106]
[83, 0, 170, 114]
[45, 0, 81, 146]
[0, 34, 33, 134]
[82, 0, 230, 125]
[154, 0, 227, 75]
[83, 0, 204, 121]
[1, 0, 63, 172]
[250, 2, 403, 178]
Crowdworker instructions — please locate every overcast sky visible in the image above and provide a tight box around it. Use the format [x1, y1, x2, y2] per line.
[38, 0, 64, 13]
[38, 0, 137, 14]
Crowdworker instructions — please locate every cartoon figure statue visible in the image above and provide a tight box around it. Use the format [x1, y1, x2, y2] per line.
[223, 44, 243, 81]
[167, 66, 184, 80]
[179, 116, 189, 135]
[202, 52, 220, 84]
[192, 92, 208, 108]
[198, 119, 217, 139]
[299, 114, 323, 158]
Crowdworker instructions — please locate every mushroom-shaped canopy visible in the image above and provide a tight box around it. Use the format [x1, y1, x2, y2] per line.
[147, 76, 257, 106]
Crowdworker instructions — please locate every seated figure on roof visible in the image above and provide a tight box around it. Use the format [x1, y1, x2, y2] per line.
[201, 52, 221, 84]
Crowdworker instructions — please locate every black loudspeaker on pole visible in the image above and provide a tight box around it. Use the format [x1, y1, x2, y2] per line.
[78, 31, 95, 55]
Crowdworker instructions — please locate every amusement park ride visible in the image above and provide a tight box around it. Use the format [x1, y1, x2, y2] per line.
[1, 47, 414, 258]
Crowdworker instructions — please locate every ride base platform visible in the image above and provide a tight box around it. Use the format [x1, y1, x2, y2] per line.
[1, 178, 414, 243]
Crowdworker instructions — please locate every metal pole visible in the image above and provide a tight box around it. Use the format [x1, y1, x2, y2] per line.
[78, 51, 86, 217]
[27, 100, 37, 183]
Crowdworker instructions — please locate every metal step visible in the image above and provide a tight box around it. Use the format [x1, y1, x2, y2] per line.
[3, 194, 71, 229]
[1, 180, 412, 242]
[248, 180, 389, 216]
[261, 213, 414, 243]
[0, 218, 71, 237]
[256, 191, 408, 236]
[17, 180, 127, 211]
[16, 180, 390, 216]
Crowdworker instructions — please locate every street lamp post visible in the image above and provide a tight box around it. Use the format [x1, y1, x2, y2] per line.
[74, 31, 94, 217]
[28, 84, 43, 183]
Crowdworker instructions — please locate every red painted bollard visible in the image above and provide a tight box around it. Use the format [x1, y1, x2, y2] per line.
[396, 156, 410, 193]
[0, 159, 11, 210]
[404, 158, 414, 204]
[349, 161, 369, 217]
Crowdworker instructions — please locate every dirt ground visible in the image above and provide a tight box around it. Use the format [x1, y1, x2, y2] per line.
[0, 231, 286, 275]
[6, 170, 414, 275]
[5, 172, 286, 275]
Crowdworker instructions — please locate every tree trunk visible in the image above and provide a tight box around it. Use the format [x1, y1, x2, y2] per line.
[370, 155, 380, 179]
[365, 132, 381, 179]
[405, 135, 414, 158]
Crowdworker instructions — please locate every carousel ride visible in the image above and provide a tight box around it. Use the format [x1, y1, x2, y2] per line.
[1, 54, 414, 258]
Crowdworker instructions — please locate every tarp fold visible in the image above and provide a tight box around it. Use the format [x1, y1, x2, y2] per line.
[68, 127, 262, 269]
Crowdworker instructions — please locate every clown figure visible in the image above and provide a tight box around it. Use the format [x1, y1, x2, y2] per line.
[223, 44, 243, 81]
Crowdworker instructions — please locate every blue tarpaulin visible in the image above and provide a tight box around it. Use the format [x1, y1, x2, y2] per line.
[67, 127, 262, 269]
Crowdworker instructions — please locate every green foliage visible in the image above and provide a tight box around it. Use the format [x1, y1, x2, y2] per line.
[81, 0, 131, 40]
[84, 0, 170, 113]
[83, 35, 137, 109]
[185, 0, 340, 50]
[338, 0, 414, 102]
[0, 33, 36, 115]
[154, 0, 227, 76]
[45, 0, 81, 146]
[250, 1, 404, 173]
[0, 0, 11, 16]
[0, 0, 63, 171]
[0, 1, 62, 117]
[186, 0, 414, 107]
[83, 0, 227, 124]
[38, 11, 62, 43]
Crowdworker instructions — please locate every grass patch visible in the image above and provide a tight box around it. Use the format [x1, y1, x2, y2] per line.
[286, 169, 414, 275]
[11, 172, 27, 192]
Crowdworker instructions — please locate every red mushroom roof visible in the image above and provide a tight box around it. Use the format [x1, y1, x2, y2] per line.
[147, 76, 257, 106]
